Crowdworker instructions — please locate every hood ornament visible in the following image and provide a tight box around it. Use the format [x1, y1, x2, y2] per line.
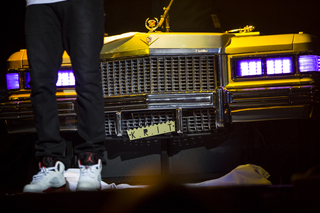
[145, 17, 159, 32]
[226, 25, 255, 33]
[145, 0, 174, 32]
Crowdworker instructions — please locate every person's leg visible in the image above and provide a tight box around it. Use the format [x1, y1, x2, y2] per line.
[65, 0, 106, 160]
[23, 3, 68, 193]
[63, 0, 106, 191]
[26, 3, 70, 167]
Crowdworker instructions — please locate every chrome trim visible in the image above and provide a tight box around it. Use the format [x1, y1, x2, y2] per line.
[149, 48, 222, 55]
[231, 105, 312, 122]
[228, 85, 319, 122]
[0, 98, 76, 119]
[0, 98, 77, 134]
[115, 111, 122, 136]
[215, 88, 225, 128]
[147, 93, 214, 109]
[103, 93, 215, 112]
[176, 107, 183, 133]
[218, 54, 229, 87]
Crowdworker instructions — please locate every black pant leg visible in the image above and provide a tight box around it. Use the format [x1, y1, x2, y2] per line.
[65, 0, 106, 159]
[25, 3, 70, 167]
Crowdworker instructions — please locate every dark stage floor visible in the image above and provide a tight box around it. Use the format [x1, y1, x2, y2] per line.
[2, 181, 320, 213]
[2, 121, 320, 212]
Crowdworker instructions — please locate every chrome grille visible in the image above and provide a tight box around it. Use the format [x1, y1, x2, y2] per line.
[101, 55, 216, 97]
[104, 109, 216, 137]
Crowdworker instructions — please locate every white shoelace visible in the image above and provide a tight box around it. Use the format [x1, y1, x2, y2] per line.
[79, 165, 98, 179]
[31, 167, 55, 183]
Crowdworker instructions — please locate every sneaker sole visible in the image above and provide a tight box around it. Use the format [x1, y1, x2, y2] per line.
[23, 184, 67, 194]
[76, 185, 101, 192]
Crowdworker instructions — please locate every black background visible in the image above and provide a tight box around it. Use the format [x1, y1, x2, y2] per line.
[0, 0, 320, 193]
[1, 0, 320, 81]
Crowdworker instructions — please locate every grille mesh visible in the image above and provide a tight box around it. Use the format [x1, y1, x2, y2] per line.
[105, 109, 216, 137]
[101, 55, 216, 97]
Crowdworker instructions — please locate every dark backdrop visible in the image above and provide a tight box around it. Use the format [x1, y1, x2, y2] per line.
[0, 0, 320, 193]
[1, 0, 320, 81]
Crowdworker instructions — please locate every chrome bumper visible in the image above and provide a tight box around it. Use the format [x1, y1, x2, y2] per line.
[101, 92, 217, 137]
[1, 86, 318, 136]
[0, 93, 218, 136]
[228, 85, 319, 122]
[0, 98, 77, 134]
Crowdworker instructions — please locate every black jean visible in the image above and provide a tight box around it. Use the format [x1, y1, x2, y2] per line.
[25, 0, 106, 168]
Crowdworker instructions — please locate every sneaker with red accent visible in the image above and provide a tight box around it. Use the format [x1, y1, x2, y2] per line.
[23, 157, 66, 193]
[76, 152, 102, 191]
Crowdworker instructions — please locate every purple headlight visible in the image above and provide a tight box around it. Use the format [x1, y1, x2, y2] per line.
[6, 73, 20, 90]
[24, 70, 75, 88]
[56, 70, 75, 87]
[236, 59, 262, 77]
[25, 72, 31, 88]
[266, 57, 293, 75]
[299, 55, 320, 72]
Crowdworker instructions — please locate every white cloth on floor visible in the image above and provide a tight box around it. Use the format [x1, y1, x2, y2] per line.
[64, 169, 146, 191]
[64, 164, 271, 192]
[186, 164, 272, 187]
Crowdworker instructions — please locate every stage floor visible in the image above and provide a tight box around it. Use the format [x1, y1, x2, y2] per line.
[1, 185, 292, 213]
[2, 182, 320, 213]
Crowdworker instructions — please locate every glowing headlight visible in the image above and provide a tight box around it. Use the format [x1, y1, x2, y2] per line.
[56, 70, 75, 87]
[6, 73, 20, 90]
[299, 55, 320, 72]
[266, 57, 293, 75]
[25, 70, 75, 88]
[235, 56, 294, 78]
[236, 59, 262, 77]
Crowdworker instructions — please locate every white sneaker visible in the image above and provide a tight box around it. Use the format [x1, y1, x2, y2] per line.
[76, 153, 102, 191]
[23, 157, 66, 193]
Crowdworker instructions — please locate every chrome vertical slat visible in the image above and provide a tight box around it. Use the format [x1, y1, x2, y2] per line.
[115, 111, 122, 136]
[176, 108, 183, 133]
